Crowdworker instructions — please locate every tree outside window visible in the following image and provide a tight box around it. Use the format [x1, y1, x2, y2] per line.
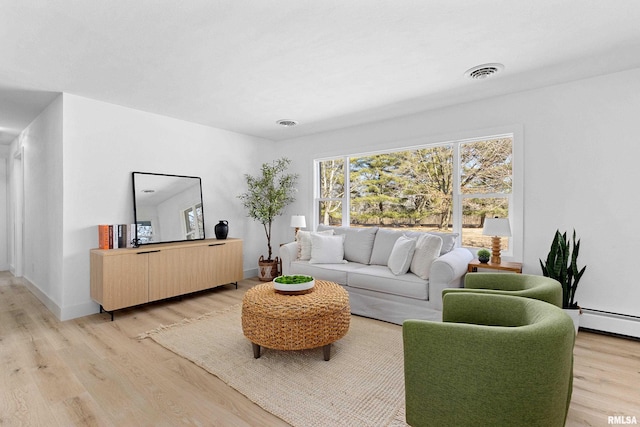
[316, 135, 513, 249]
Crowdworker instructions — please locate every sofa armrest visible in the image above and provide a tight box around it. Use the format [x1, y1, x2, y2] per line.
[279, 241, 298, 275]
[429, 247, 473, 311]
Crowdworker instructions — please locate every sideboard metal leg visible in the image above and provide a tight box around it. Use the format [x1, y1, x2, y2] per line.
[100, 305, 114, 321]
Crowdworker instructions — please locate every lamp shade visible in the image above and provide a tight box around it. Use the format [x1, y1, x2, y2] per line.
[483, 218, 512, 237]
[290, 215, 306, 228]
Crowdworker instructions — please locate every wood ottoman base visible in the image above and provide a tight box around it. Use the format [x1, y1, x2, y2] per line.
[241, 280, 350, 361]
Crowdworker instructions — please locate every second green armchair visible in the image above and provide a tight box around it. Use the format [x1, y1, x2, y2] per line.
[443, 272, 563, 307]
[403, 292, 575, 427]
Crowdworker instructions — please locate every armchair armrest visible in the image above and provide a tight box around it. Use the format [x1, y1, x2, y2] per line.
[442, 273, 563, 308]
[428, 247, 473, 310]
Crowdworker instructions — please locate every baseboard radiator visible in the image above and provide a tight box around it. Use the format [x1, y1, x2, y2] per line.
[580, 308, 640, 339]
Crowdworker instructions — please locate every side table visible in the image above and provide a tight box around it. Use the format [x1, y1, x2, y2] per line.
[468, 259, 522, 273]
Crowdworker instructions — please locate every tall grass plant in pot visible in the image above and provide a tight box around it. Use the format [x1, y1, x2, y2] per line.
[539, 229, 586, 332]
[239, 158, 298, 281]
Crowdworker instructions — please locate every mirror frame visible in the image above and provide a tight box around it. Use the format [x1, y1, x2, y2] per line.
[132, 171, 205, 246]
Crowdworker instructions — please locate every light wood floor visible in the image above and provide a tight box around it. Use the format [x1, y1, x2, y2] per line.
[1, 271, 638, 426]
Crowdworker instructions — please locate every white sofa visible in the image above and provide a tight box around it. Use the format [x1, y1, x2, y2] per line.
[279, 225, 473, 324]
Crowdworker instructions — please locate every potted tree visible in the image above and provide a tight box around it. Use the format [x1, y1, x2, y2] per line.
[239, 158, 298, 281]
[539, 229, 586, 332]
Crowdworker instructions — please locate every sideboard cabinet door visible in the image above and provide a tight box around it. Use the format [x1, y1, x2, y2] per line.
[210, 239, 243, 286]
[148, 245, 209, 301]
[90, 251, 149, 311]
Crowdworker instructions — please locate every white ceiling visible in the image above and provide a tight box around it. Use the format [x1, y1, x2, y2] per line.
[2, 0, 640, 145]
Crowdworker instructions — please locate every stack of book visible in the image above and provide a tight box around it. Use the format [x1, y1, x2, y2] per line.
[98, 224, 136, 249]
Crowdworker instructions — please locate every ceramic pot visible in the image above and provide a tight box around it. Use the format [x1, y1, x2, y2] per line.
[214, 220, 229, 239]
[563, 308, 581, 334]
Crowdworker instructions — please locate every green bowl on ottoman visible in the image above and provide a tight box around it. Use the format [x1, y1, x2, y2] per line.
[273, 275, 315, 293]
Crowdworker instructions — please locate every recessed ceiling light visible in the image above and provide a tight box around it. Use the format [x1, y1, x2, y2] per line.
[464, 63, 504, 80]
[276, 119, 298, 127]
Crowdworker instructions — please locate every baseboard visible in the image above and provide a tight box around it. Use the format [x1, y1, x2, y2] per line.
[21, 267, 276, 322]
[22, 276, 63, 319]
[244, 268, 258, 279]
[59, 301, 101, 321]
[580, 308, 640, 339]
[21, 275, 101, 321]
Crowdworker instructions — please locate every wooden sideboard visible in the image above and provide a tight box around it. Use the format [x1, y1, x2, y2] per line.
[90, 238, 243, 316]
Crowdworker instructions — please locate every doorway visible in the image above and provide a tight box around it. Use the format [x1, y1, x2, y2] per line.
[11, 148, 23, 277]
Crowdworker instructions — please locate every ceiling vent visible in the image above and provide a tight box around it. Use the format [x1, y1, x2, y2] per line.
[276, 119, 298, 127]
[464, 63, 504, 80]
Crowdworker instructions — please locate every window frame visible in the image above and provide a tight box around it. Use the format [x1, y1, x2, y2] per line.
[313, 127, 523, 262]
[182, 202, 204, 240]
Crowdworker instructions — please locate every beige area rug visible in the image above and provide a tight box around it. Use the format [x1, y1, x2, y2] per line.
[140, 304, 407, 427]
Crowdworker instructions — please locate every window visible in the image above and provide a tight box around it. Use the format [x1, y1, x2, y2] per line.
[318, 159, 345, 226]
[315, 133, 518, 254]
[459, 137, 512, 250]
[183, 202, 204, 240]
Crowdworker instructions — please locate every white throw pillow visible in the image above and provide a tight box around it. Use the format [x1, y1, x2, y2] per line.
[387, 235, 417, 275]
[309, 234, 347, 264]
[426, 232, 459, 255]
[410, 234, 443, 280]
[296, 230, 334, 260]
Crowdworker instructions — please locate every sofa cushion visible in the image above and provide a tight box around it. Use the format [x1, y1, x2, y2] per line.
[388, 235, 417, 275]
[369, 228, 404, 265]
[296, 229, 334, 260]
[370, 228, 428, 265]
[317, 225, 378, 264]
[348, 265, 429, 300]
[410, 234, 443, 280]
[309, 233, 347, 264]
[290, 260, 366, 286]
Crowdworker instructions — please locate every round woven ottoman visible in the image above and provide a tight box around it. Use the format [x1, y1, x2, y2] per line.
[241, 280, 350, 361]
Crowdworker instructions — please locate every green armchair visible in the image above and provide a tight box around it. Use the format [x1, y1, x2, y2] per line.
[442, 272, 563, 307]
[403, 292, 575, 427]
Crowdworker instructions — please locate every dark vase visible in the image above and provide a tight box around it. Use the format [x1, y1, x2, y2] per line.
[479, 256, 490, 264]
[214, 220, 229, 239]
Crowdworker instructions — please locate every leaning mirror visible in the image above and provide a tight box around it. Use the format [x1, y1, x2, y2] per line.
[132, 172, 205, 245]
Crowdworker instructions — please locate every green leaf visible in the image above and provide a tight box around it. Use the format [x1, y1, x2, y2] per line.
[539, 229, 586, 309]
[238, 158, 299, 261]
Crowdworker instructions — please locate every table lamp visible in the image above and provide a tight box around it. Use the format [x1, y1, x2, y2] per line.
[290, 215, 306, 237]
[482, 217, 511, 264]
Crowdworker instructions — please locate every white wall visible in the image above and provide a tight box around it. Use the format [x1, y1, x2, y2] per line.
[7, 136, 23, 276]
[275, 67, 640, 337]
[13, 95, 65, 316]
[12, 93, 274, 320]
[0, 155, 8, 270]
